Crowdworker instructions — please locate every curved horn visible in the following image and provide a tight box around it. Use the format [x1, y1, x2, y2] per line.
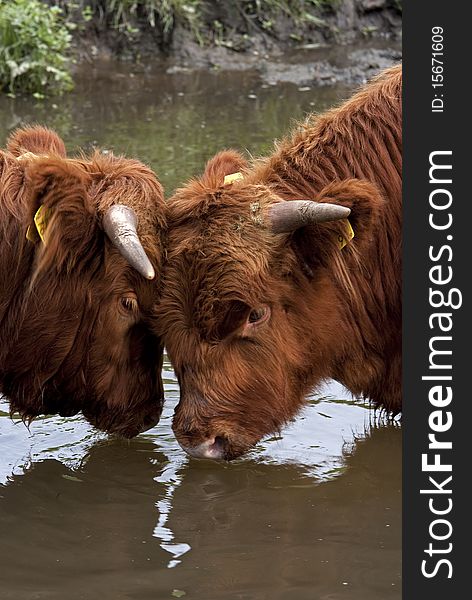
[268, 201, 351, 234]
[103, 205, 155, 280]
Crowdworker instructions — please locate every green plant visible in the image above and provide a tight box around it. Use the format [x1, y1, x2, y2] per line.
[82, 5, 94, 21]
[0, 0, 73, 97]
[209, 0, 331, 43]
[71, 1, 203, 39]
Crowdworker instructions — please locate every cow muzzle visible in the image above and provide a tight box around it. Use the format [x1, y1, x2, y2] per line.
[172, 400, 254, 460]
[178, 436, 226, 460]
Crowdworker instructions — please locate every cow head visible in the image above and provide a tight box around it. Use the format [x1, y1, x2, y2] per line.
[159, 150, 384, 459]
[1, 127, 166, 437]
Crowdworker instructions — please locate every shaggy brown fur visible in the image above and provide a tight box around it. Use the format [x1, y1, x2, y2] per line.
[0, 125, 166, 437]
[159, 65, 402, 459]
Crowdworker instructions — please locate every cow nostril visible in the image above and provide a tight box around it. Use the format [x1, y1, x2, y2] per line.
[180, 435, 227, 460]
[213, 436, 225, 449]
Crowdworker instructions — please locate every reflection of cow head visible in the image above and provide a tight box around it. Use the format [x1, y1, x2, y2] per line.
[0, 126, 166, 437]
[159, 149, 386, 460]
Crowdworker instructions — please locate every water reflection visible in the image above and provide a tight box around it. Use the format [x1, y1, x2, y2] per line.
[0, 414, 400, 600]
[0, 360, 381, 487]
[1, 358, 400, 599]
[164, 427, 401, 600]
[0, 407, 106, 485]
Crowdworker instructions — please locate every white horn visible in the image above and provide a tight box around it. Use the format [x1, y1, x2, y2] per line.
[268, 201, 351, 234]
[103, 205, 155, 280]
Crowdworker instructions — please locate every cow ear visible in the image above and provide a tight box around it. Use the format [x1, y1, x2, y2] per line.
[25, 158, 100, 273]
[7, 125, 67, 158]
[288, 178, 386, 274]
[201, 150, 248, 187]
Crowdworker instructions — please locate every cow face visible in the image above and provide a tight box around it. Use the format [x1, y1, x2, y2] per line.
[158, 151, 383, 459]
[1, 151, 166, 437]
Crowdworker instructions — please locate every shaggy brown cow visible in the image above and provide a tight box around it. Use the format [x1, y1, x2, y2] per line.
[159, 65, 402, 460]
[0, 126, 166, 437]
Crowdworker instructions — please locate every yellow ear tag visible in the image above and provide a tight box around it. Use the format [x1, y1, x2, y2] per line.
[26, 205, 51, 244]
[25, 225, 36, 243]
[223, 172, 244, 185]
[337, 219, 355, 250]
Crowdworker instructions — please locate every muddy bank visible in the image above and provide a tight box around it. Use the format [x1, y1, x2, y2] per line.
[167, 0, 401, 67]
[166, 42, 402, 87]
[63, 0, 401, 85]
[263, 44, 402, 87]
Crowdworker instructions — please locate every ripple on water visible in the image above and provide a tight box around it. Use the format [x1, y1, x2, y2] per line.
[0, 361, 381, 487]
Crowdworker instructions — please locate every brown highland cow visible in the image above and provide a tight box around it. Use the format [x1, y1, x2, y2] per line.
[159, 65, 402, 459]
[0, 126, 166, 437]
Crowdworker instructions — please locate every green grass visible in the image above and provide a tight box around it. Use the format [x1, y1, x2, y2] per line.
[62, 0, 334, 44]
[239, 0, 336, 27]
[204, 0, 336, 48]
[61, 0, 203, 39]
[0, 0, 73, 96]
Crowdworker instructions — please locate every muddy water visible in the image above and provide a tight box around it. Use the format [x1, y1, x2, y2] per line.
[0, 63, 401, 599]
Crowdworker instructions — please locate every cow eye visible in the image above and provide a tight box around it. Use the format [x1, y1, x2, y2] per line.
[247, 306, 270, 325]
[120, 295, 139, 314]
